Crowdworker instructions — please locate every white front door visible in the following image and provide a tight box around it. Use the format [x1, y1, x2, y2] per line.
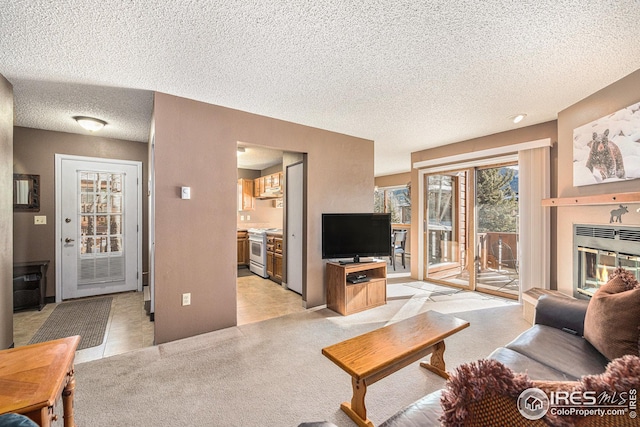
[56, 155, 142, 301]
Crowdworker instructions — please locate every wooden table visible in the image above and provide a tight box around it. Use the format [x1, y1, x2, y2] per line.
[0, 336, 80, 427]
[322, 311, 469, 427]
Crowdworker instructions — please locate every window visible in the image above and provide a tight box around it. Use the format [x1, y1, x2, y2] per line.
[476, 165, 519, 233]
[374, 184, 411, 224]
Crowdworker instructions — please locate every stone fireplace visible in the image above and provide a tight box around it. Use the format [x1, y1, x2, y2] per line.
[574, 224, 640, 298]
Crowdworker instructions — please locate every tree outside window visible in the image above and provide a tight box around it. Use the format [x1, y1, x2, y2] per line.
[374, 184, 411, 224]
[476, 166, 518, 233]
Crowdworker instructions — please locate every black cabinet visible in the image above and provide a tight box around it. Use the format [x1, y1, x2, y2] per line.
[13, 261, 49, 311]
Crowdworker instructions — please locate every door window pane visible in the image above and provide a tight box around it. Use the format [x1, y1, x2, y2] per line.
[111, 195, 122, 213]
[476, 165, 519, 298]
[77, 171, 125, 284]
[425, 171, 470, 288]
[110, 215, 122, 234]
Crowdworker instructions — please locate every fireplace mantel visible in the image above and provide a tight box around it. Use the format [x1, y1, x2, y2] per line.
[542, 191, 640, 207]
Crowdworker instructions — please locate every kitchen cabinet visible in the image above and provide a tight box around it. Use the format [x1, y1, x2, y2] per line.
[237, 230, 249, 265]
[238, 179, 254, 211]
[274, 252, 283, 282]
[274, 236, 283, 282]
[266, 233, 283, 284]
[272, 172, 281, 187]
[254, 172, 283, 199]
[266, 251, 274, 277]
[253, 177, 265, 198]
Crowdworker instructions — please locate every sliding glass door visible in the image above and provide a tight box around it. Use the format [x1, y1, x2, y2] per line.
[424, 170, 474, 289]
[423, 163, 519, 299]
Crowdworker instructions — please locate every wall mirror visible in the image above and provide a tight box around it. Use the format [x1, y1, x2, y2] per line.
[13, 173, 40, 212]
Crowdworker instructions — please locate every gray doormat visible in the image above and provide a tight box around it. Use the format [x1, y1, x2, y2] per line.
[237, 266, 253, 277]
[29, 297, 113, 350]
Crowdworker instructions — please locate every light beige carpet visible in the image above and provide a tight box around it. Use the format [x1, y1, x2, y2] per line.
[73, 291, 529, 427]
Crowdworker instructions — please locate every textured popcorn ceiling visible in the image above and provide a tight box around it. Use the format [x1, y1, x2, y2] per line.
[237, 145, 284, 170]
[2, 1, 640, 175]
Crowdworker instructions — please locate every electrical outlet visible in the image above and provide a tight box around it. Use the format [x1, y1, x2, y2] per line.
[182, 293, 191, 306]
[246, 215, 250, 220]
[34, 215, 47, 225]
[240, 215, 245, 221]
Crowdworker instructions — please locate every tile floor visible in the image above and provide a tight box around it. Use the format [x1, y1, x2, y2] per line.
[13, 273, 304, 363]
[237, 274, 305, 324]
[13, 292, 155, 364]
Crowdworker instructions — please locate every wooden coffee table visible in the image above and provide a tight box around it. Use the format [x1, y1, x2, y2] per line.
[322, 311, 469, 427]
[0, 336, 81, 427]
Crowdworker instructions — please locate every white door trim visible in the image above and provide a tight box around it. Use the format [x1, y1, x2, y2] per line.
[55, 154, 143, 302]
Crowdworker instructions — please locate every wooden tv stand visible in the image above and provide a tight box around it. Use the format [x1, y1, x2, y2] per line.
[326, 261, 387, 315]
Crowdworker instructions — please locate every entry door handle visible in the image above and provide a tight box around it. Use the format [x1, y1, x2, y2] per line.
[65, 238, 75, 243]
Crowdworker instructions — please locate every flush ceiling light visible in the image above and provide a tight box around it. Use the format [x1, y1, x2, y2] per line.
[510, 114, 527, 124]
[74, 116, 107, 132]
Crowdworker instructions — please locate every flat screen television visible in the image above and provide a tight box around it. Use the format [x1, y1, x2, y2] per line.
[322, 213, 391, 263]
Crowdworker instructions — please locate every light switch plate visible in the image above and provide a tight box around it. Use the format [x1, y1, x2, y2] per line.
[181, 187, 191, 199]
[182, 293, 191, 306]
[34, 215, 47, 225]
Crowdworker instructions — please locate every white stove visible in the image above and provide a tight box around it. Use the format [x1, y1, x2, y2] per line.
[247, 228, 278, 278]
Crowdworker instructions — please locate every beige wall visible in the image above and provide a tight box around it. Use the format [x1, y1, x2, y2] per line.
[243, 198, 284, 228]
[237, 169, 260, 180]
[152, 92, 373, 344]
[555, 68, 640, 296]
[0, 75, 13, 349]
[409, 121, 559, 281]
[374, 172, 411, 188]
[13, 127, 149, 297]
[262, 164, 282, 176]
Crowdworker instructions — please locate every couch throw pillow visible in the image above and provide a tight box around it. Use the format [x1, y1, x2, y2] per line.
[439, 359, 571, 427]
[583, 267, 640, 361]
